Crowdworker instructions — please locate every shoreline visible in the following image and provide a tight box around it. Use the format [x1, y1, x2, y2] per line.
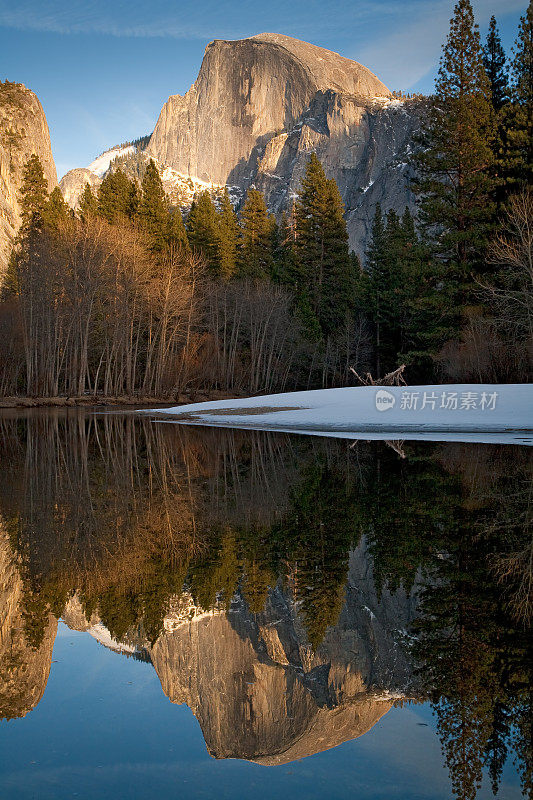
[0, 390, 248, 409]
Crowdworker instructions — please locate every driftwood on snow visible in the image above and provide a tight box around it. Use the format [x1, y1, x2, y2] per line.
[349, 364, 407, 386]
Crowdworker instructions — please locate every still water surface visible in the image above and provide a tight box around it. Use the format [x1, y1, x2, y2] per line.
[0, 410, 530, 799]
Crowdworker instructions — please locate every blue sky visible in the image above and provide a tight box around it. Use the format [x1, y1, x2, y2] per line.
[0, 0, 527, 179]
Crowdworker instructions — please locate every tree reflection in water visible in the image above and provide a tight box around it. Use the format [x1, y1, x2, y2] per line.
[0, 410, 530, 796]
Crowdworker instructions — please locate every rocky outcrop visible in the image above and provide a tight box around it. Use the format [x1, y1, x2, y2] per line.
[150, 539, 419, 764]
[148, 33, 389, 183]
[0, 81, 57, 281]
[59, 153, 228, 212]
[147, 33, 420, 257]
[59, 167, 101, 210]
[0, 522, 57, 720]
[58, 145, 136, 209]
[57, 34, 420, 256]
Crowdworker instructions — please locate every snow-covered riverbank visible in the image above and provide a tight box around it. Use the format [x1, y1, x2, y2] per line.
[146, 384, 533, 446]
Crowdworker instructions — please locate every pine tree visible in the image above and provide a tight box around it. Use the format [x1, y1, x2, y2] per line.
[138, 158, 167, 252]
[501, 2, 533, 189]
[365, 205, 416, 376]
[294, 154, 354, 338]
[512, 1, 533, 110]
[397, 208, 457, 380]
[320, 178, 355, 336]
[78, 182, 98, 220]
[364, 204, 387, 375]
[217, 188, 239, 279]
[4, 155, 48, 296]
[241, 560, 272, 614]
[98, 169, 138, 223]
[275, 202, 322, 337]
[485, 702, 510, 797]
[18, 154, 48, 232]
[483, 16, 509, 110]
[364, 205, 457, 381]
[413, 0, 495, 288]
[380, 209, 405, 371]
[166, 207, 190, 253]
[238, 188, 275, 279]
[42, 186, 70, 231]
[271, 212, 300, 288]
[186, 190, 220, 273]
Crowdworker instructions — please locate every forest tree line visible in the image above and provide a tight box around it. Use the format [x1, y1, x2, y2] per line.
[0, 0, 531, 397]
[0, 152, 368, 396]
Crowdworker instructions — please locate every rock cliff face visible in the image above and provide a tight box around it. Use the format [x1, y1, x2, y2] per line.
[147, 33, 420, 256]
[0, 81, 57, 280]
[149, 539, 419, 764]
[59, 167, 101, 209]
[0, 523, 57, 720]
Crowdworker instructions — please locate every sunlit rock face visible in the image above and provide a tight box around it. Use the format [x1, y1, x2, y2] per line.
[0, 524, 57, 720]
[149, 540, 418, 764]
[59, 167, 101, 210]
[147, 33, 419, 257]
[0, 82, 57, 282]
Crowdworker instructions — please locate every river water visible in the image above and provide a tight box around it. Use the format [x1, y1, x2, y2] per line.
[0, 409, 530, 799]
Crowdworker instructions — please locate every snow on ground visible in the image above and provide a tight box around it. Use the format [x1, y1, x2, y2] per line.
[145, 384, 533, 446]
[87, 146, 135, 178]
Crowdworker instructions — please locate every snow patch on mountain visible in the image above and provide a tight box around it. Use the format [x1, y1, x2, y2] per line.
[87, 145, 135, 178]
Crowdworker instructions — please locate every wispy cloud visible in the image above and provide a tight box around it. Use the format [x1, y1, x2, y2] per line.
[2, 0, 508, 43]
[356, 0, 527, 90]
[1, 0, 526, 92]
[0, 0, 236, 39]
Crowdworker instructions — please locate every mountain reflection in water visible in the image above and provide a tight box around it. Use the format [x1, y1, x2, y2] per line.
[0, 410, 531, 798]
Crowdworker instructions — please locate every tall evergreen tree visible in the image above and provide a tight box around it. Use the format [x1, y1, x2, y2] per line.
[364, 204, 387, 375]
[98, 169, 138, 223]
[294, 154, 354, 338]
[186, 190, 220, 273]
[238, 188, 275, 279]
[3, 154, 48, 295]
[364, 205, 456, 381]
[413, 0, 495, 289]
[166, 207, 190, 253]
[138, 159, 167, 252]
[18, 154, 48, 232]
[217, 188, 239, 279]
[483, 16, 509, 110]
[396, 208, 457, 380]
[42, 186, 70, 231]
[78, 182, 98, 220]
[271, 212, 300, 288]
[320, 178, 356, 336]
[273, 460, 358, 649]
[501, 1, 533, 189]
